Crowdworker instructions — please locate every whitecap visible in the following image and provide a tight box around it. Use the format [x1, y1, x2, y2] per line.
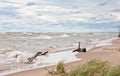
[23, 32, 33, 35]
[59, 34, 69, 38]
[31, 35, 52, 40]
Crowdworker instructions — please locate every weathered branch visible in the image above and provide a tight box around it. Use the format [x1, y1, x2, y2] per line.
[26, 51, 48, 63]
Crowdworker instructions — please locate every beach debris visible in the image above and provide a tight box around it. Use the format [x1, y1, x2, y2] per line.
[25, 51, 48, 64]
[14, 54, 20, 58]
[118, 27, 120, 37]
[72, 42, 86, 52]
[41, 51, 48, 55]
[118, 32, 120, 37]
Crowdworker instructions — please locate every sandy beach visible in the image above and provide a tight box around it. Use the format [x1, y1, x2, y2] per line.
[5, 37, 120, 76]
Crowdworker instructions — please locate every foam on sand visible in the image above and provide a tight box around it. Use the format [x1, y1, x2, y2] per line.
[86, 38, 117, 51]
[1, 50, 80, 75]
[33, 51, 80, 67]
[94, 38, 117, 47]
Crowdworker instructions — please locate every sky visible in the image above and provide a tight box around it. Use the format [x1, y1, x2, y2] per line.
[0, 0, 120, 32]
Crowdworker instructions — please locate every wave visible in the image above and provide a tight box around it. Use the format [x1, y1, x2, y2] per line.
[60, 34, 69, 38]
[22, 32, 33, 35]
[30, 35, 52, 40]
[54, 34, 70, 38]
[0, 32, 7, 35]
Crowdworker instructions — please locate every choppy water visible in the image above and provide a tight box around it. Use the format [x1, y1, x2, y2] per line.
[0, 32, 118, 75]
[0, 32, 117, 53]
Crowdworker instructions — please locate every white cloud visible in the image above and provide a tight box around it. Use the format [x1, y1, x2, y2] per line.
[38, 15, 58, 23]
[65, 13, 94, 22]
[17, 6, 38, 17]
[37, 5, 68, 12]
[0, 0, 119, 32]
[0, 15, 20, 23]
[111, 13, 120, 21]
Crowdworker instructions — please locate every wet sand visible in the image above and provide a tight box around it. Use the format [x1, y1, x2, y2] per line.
[6, 37, 120, 76]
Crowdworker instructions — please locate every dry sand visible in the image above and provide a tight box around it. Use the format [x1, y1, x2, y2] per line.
[6, 37, 120, 76]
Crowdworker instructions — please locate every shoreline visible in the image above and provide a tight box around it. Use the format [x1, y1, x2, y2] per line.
[1, 50, 80, 76]
[2, 37, 119, 76]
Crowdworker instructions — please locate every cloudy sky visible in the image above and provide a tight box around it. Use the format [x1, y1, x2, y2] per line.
[0, 0, 120, 32]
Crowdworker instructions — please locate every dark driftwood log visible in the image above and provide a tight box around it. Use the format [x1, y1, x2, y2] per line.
[27, 57, 34, 63]
[72, 42, 86, 52]
[118, 27, 120, 37]
[14, 54, 20, 58]
[73, 48, 81, 52]
[27, 51, 48, 63]
[118, 33, 120, 37]
[41, 51, 48, 55]
[73, 42, 81, 52]
[81, 48, 86, 52]
[33, 52, 42, 58]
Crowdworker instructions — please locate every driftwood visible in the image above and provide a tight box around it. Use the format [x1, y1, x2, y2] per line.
[26, 51, 48, 63]
[118, 27, 120, 37]
[41, 51, 48, 55]
[14, 54, 20, 58]
[73, 42, 86, 52]
[118, 32, 120, 37]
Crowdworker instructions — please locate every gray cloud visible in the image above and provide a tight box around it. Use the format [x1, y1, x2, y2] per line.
[99, 1, 109, 6]
[112, 9, 120, 12]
